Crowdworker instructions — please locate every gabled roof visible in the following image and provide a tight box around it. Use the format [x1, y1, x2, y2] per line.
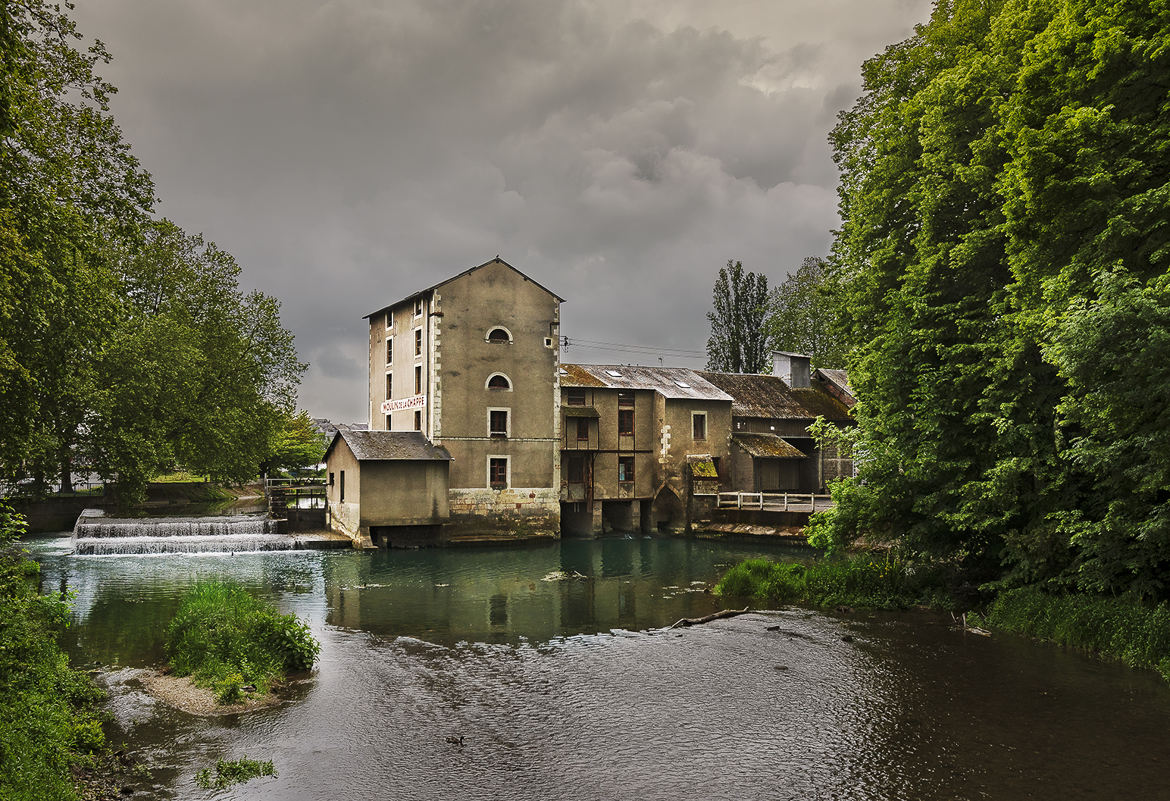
[561, 364, 732, 402]
[697, 370, 852, 422]
[325, 430, 451, 462]
[732, 433, 806, 459]
[364, 257, 564, 319]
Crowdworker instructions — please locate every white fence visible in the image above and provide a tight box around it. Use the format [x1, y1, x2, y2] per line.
[716, 492, 834, 513]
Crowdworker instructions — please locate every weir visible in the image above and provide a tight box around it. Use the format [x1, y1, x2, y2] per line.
[71, 508, 295, 555]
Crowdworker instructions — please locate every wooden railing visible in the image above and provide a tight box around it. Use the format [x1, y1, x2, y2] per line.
[716, 492, 834, 512]
[266, 478, 327, 512]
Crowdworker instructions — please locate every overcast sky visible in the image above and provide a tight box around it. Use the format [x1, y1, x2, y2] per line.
[75, 0, 931, 422]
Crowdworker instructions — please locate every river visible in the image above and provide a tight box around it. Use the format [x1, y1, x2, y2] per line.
[28, 534, 1170, 800]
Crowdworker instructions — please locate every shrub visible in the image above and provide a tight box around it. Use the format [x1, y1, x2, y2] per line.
[167, 581, 319, 702]
[195, 757, 276, 789]
[714, 553, 919, 610]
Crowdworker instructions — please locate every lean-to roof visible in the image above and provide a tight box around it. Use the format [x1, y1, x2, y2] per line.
[560, 364, 732, 402]
[732, 433, 806, 459]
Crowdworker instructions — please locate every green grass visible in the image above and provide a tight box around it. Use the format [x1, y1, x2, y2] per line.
[714, 554, 920, 610]
[0, 505, 112, 801]
[166, 581, 319, 702]
[972, 587, 1170, 684]
[150, 471, 210, 484]
[195, 757, 276, 789]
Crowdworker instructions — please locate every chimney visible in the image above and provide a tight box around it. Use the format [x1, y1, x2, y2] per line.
[772, 351, 811, 388]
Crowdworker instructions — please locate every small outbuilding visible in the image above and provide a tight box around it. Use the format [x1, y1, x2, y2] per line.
[324, 429, 451, 548]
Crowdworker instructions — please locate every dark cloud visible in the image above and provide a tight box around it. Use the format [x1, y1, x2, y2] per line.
[76, 0, 931, 421]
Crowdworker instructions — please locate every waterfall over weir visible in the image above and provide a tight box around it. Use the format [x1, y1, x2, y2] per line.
[71, 509, 295, 555]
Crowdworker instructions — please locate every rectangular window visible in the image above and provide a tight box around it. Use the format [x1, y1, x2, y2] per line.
[414, 328, 422, 356]
[415, 365, 422, 394]
[576, 418, 590, 442]
[413, 298, 423, 317]
[617, 391, 634, 408]
[567, 456, 584, 483]
[414, 410, 422, 431]
[489, 409, 509, 437]
[489, 457, 507, 489]
[386, 414, 392, 431]
[617, 456, 634, 484]
[385, 372, 393, 399]
[566, 388, 586, 406]
[339, 470, 345, 502]
[618, 409, 634, 436]
[386, 337, 393, 365]
[692, 412, 707, 441]
[329, 472, 334, 486]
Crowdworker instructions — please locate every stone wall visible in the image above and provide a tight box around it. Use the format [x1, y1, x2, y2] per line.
[445, 487, 560, 541]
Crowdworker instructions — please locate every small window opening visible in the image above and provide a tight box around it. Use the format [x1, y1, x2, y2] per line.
[487, 328, 511, 343]
[386, 337, 393, 364]
[618, 409, 634, 436]
[415, 365, 422, 394]
[618, 456, 634, 484]
[488, 374, 511, 390]
[339, 470, 345, 502]
[490, 458, 507, 489]
[693, 413, 707, 441]
[490, 409, 509, 437]
[576, 418, 590, 442]
[414, 328, 422, 356]
[617, 392, 634, 408]
[414, 410, 422, 431]
[566, 388, 586, 406]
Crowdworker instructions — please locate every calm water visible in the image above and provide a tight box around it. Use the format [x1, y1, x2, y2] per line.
[28, 534, 1170, 800]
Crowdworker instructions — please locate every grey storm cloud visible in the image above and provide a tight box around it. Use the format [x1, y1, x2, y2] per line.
[75, 0, 931, 421]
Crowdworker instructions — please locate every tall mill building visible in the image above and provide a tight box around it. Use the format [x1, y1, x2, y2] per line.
[360, 257, 563, 541]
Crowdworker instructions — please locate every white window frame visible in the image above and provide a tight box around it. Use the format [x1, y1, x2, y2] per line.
[487, 407, 511, 438]
[485, 325, 513, 344]
[413, 327, 423, 358]
[692, 411, 708, 441]
[413, 297, 424, 318]
[485, 372, 513, 391]
[487, 454, 510, 490]
[385, 336, 393, 365]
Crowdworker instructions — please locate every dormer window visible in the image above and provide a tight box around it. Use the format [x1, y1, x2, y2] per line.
[487, 327, 512, 343]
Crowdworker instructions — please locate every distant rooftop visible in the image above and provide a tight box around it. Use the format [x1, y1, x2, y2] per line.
[560, 364, 732, 402]
[697, 371, 852, 421]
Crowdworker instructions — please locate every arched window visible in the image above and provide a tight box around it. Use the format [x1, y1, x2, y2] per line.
[486, 327, 512, 343]
[487, 373, 511, 390]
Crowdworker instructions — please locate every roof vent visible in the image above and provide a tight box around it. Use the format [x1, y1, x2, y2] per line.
[674, 381, 691, 389]
[606, 370, 622, 378]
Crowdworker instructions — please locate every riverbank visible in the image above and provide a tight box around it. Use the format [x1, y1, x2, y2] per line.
[715, 554, 1170, 684]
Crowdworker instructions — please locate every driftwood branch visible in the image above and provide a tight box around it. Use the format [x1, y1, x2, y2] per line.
[669, 607, 749, 629]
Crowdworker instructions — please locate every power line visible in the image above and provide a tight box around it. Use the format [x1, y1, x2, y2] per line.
[560, 335, 706, 358]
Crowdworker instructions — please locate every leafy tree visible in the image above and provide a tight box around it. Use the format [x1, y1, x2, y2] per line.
[263, 410, 328, 476]
[817, 0, 1170, 600]
[705, 260, 771, 373]
[767, 256, 848, 368]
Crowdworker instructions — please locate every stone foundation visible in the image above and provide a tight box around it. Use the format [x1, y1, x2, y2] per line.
[444, 487, 561, 541]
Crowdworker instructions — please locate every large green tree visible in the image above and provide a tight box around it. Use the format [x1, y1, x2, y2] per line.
[767, 256, 848, 368]
[706, 260, 771, 373]
[815, 0, 1170, 599]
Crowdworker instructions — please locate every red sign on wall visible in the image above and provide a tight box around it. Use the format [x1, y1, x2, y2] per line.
[380, 394, 426, 415]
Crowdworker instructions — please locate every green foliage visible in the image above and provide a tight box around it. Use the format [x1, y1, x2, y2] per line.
[166, 581, 319, 702]
[823, 0, 1170, 599]
[0, 503, 110, 800]
[767, 256, 848, 368]
[706, 260, 771, 373]
[0, 3, 304, 507]
[976, 587, 1170, 683]
[714, 555, 920, 610]
[194, 757, 276, 790]
[263, 410, 328, 475]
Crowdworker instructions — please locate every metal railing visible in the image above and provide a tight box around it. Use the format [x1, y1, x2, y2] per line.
[265, 477, 327, 511]
[716, 491, 834, 512]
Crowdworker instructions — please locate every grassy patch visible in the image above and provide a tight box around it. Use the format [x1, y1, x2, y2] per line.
[166, 581, 319, 703]
[714, 554, 920, 610]
[972, 587, 1170, 683]
[151, 471, 210, 484]
[195, 757, 276, 789]
[0, 504, 117, 801]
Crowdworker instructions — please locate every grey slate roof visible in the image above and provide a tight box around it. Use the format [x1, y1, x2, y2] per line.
[364, 257, 564, 319]
[326, 430, 451, 462]
[561, 364, 732, 402]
